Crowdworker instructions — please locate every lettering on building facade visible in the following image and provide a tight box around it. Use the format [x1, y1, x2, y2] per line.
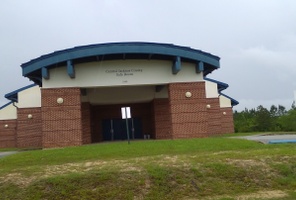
[105, 69, 143, 77]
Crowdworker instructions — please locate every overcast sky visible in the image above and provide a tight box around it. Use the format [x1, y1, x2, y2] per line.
[1, 0, 296, 111]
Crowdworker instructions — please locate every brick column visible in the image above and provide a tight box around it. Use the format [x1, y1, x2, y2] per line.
[168, 82, 208, 138]
[0, 120, 17, 148]
[81, 102, 91, 144]
[42, 88, 83, 148]
[220, 107, 235, 133]
[153, 99, 172, 139]
[207, 98, 222, 135]
[17, 108, 42, 148]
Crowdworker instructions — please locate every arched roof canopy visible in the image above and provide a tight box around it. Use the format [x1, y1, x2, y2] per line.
[21, 42, 220, 85]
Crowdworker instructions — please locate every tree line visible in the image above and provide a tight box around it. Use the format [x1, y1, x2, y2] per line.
[233, 101, 296, 132]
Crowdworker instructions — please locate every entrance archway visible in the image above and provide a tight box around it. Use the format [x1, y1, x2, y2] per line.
[90, 102, 153, 143]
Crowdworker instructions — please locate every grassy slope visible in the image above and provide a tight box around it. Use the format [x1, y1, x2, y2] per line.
[0, 135, 296, 200]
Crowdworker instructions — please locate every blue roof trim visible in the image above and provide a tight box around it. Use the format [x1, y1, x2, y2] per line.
[21, 42, 220, 84]
[0, 101, 13, 110]
[219, 92, 239, 106]
[67, 60, 75, 78]
[204, 77, 229, 92]
[172, 56, 181, 74]
[196, 61, 204, 73]
[4, 84, 37, 102]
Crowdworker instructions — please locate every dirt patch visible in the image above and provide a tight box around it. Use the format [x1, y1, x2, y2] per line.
[226, 159, 267, 167]
[206, 190, 287, 200]
[0, 173, 37, 187]
[236, 190, 287, 200]
[0, 158, 145, 186]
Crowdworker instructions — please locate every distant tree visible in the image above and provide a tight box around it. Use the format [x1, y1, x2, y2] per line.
[270, 105, 280, 131]
[270, 105, 278, 117]
[277, 105, 287, 116]
[255, 105, 272, 131]
[278, 109, 296, 131]
[233, 104, 295, 133]
[233, 108, 256, 132]
[292, 101, 296, 110]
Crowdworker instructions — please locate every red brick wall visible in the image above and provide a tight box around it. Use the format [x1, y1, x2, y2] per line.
[153, 99, 172, 139]
[220, 107, 235, 133]
[37, 84, 235, 148]
[41, 88, 83, 148]
[17, 108, 42, 148]
[168, 82, 208, 138]
[207, 98, 222, 135]
[81, 102, 91, 144]
[0, 120, 17, 148]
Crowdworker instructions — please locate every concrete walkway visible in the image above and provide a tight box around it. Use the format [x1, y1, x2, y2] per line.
[235, 134, 296, 144]
[0, 151, 18, 158]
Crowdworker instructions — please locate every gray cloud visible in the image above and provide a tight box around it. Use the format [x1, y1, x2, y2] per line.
[1, 0, 296, 111]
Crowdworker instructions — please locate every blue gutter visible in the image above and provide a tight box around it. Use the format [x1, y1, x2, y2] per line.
[219, 92, 239, 107]
[0, 101, 13, 110]
[4, 84, 37, 103]
[203, 77, 239, 106]
[204, 77, 229, 92]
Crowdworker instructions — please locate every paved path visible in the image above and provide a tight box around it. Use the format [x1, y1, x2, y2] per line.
[0, 151, 18, 158]
[235, 134, 296, 144]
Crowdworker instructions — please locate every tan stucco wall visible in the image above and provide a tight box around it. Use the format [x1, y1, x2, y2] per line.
[205, 80, 219, 98]
[219, 95, 232, 108]
[43, 60, 203, 88]
[0, 103, 17, 120]
[82, 85, 168, 105]
[18, 86, 41, 108]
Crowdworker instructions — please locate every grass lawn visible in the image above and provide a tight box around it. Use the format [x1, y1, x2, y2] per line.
[0, 133, 296, 199]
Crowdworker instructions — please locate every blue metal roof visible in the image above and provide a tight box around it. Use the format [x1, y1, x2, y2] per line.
[219, 92, 239, 106]
[203, 77, 238, 106]
[0, 101, 13, 110]
[21, 42, 220, 85]
[204, 77, 229, 92]
[4, 84, 37, 102]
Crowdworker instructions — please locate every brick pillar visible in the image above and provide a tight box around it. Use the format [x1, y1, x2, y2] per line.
[81, 102, 91, 144]
[153, 99, 172, 139]
[42, 88, 83, 148]
[220, 107, 235, 133]
[0, 120, 17, 148]
[207, 98, 222, 135]
[168, 82, 208, 138]
[17, 108, 42, 148]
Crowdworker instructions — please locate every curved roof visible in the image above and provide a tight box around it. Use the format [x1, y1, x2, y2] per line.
[21, 42, 220, 85]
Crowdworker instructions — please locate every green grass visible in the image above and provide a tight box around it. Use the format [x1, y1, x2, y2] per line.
[1, 135, 296, 199]
[0, 148, 18, 152]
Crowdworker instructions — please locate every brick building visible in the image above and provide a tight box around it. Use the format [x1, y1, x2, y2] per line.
[0, 42, 238, 148]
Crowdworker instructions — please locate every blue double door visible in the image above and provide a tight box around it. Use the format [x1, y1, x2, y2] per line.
[102, 118, 143, 141]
